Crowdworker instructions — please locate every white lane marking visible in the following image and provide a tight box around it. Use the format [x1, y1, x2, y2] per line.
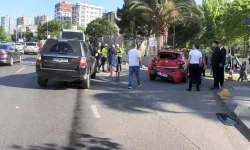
[15, 67, 26, 74]
[91, 105, 101, 118]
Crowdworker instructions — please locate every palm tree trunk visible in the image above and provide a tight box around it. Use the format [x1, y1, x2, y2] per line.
[164, 27, 169, 46]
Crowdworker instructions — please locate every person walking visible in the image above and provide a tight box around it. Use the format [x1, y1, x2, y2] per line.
[219, 41, 227, 87]
[211, 41, 224, 90]
[187, 44, 202, 91]
[109, 44, 117, 76]
[128, 42, 142, 89]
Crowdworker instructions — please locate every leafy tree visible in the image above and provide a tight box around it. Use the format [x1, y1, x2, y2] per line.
[25, 31, 37, 42]
[37, 20, 71, 40]
[129, 0, 202, 44]
[85, 18, 117, 42]
[0, 27, 7, 41]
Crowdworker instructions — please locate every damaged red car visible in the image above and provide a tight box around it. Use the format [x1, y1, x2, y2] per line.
[148, 51, 188, 84]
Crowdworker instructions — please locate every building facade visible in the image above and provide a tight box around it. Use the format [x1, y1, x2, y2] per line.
[17, 16, 31, 26]
[34, 15, 51, 25]
[72, 2, 103, 28]
[103, 12, 117, 25]
[54, 1, 72, 23]
[1, 16, 16, 34]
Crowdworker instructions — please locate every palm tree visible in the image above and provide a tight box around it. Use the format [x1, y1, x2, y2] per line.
[129, 0, 202, 47]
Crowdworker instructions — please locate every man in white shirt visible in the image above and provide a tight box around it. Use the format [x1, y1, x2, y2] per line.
[128, 42, 142, 89]
[187, 44, 202, 91]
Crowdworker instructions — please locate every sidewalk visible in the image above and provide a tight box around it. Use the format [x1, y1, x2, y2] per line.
[217, 81, 250, 133]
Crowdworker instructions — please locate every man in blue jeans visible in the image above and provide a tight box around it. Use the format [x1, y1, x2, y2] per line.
[128, 42, 142, 89]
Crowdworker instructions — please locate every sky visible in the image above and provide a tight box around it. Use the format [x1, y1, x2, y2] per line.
[0, 0, 202, 19]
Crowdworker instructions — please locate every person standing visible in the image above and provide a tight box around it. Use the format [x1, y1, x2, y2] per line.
[128, 42, 142, 89]
[101, 44, 108, 72]
[211, 41, 224, 90]
[219, 41, 227, 87]
[187, 44, 202, 91]
[108, 44, 117, 76]
[199, 44, 207, 79]
[116, 44, 123, 72]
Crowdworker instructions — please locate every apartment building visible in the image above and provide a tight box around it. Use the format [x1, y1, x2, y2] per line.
[54, 1, 72, 23]
[72, 2, 103, 27]
[34, 15, 51, 25]
[1, 16, 16, 34]
[17, 16, 31, 26]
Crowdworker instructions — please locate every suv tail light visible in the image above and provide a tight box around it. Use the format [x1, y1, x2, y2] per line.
[36, 54, 41, 64]
[79, 57, 88, 67]
[0, 51, 7, 56]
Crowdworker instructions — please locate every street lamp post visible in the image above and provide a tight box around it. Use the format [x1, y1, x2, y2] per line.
[173, 19, 176, 50]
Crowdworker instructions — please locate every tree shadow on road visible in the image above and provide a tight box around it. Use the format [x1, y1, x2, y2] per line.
[10, 89, 122, 150]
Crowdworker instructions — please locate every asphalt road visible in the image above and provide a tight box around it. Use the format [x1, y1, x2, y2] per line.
[0, 55, 250, 150]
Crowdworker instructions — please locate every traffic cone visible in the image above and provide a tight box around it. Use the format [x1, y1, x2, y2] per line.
[228, 69, 233, 80]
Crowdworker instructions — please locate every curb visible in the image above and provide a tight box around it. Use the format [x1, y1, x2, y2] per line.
[216, 90, 250, 134]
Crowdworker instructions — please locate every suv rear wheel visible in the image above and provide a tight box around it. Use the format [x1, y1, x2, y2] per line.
[38, 76, 48, 87]
[80, 73, 90, 89]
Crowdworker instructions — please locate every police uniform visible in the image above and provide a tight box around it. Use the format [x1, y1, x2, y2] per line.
[101, 46, 108, 72]
[117, 47, 123, 71]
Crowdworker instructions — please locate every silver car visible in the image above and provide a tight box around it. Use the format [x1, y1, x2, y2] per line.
[0, 43, 22, 66]
[14, 43, 24, 54]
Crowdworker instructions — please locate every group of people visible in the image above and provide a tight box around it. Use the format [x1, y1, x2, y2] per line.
[187, 41, 227, 91]
[95, 43, 123, 75]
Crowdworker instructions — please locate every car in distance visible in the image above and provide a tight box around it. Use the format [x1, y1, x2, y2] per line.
[14, 42, 24, 54]
[0, 43, 22, 66]
[36, 39, 97, 89]
[148, 50, 187, 84]
[24, 42, 39, 54]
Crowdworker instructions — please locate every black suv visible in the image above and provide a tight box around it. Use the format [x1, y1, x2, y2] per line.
[36, 39, 97, 89]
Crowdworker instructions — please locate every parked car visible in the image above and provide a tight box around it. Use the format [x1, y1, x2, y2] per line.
[0, 43, 22, 66]
[36, 39, 97, 89]
[24, 42, 39, 54]
[14, 42, 24, 54]
[148, 51, 188, 83]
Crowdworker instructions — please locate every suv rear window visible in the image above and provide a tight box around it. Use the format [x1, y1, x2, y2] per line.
[0, 44, 8, 50]
[42, 40, 82, 56]
[26, 43, 37, 46]
[159, 52, 180, 59]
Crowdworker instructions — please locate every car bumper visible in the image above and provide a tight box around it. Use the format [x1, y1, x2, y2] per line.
[24, 49, 38, 53]
[0, 57, 9, 64]
[149, 69, 185, 83]
[36, 65, 88, 82]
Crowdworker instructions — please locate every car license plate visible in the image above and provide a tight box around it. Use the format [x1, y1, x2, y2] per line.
[157, 72, 168, 77]
[53, 58, 68, 63]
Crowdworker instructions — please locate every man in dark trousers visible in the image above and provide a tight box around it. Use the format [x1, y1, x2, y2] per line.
[186, 44, 202, 91]
[211, 41, 224, 90]
[219, 41, 227, 87]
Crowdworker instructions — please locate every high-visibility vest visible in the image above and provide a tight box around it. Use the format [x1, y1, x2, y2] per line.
[97, 49, 101, 53]
[102, 48, 108, 57]
[117, 48, 123, 57]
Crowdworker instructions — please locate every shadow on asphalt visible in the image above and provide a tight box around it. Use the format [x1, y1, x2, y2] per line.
[22, 57, 36, 62]
[10, 89, 122, 150]
[0, 72, 96, 90]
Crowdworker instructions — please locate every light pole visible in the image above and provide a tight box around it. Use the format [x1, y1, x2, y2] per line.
[173, 18, 176, 50]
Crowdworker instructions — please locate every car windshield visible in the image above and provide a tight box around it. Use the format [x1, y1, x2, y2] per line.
[0, 45, 8, 50]
[26, 43, 36, 46]
[159, 52, 180, 59]
[15, 43, 21, 45]
[43, 40, 82, 56]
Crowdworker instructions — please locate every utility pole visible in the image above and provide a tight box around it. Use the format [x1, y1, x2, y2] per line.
[173, 19, 176, 50]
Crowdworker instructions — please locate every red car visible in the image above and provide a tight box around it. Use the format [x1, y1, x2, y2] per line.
[148, 51, 188, 83]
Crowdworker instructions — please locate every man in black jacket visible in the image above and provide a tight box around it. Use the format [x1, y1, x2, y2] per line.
[211, 41, 224, 90]
[219, 41, 227, 87]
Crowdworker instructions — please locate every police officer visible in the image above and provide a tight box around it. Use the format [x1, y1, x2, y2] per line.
[100, 44, 108, 72]
[96, 42, 102, 73]
[116, 44, 123, 72]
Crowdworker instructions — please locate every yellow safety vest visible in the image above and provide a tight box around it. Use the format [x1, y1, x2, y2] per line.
[117, 48, 123, 57]
[102, 48, 108, 57]
[97, 49, 101, 53]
